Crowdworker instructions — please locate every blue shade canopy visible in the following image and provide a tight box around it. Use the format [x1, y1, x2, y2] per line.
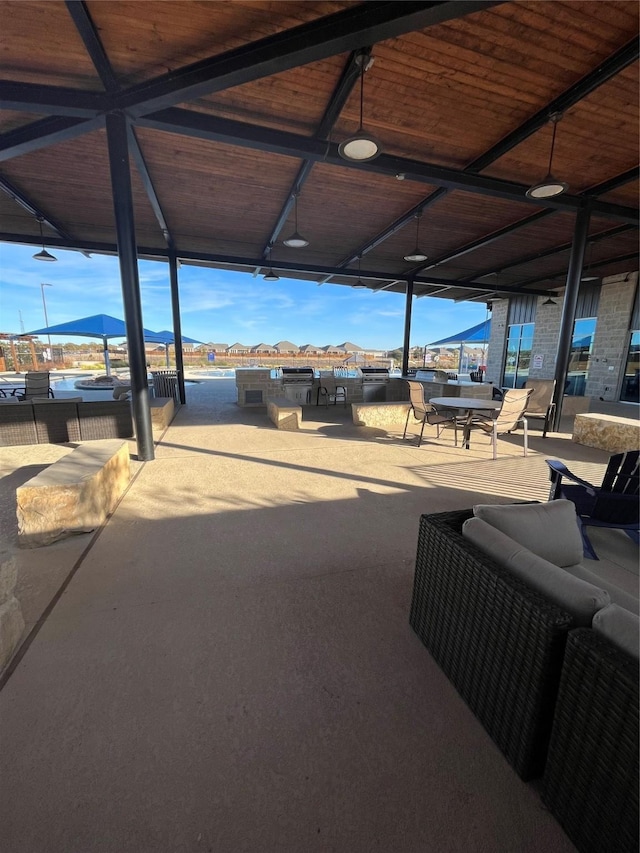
[25, 313, 157, 340]
[144, 330, 203, 345]
[428, 319, 491, 347]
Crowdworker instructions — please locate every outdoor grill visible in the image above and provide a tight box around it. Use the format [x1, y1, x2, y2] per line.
[360, 367, 390, 402]
[281, 367, 315, 403]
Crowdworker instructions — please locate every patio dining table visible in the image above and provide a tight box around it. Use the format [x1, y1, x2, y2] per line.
[430, 396, 501, 449]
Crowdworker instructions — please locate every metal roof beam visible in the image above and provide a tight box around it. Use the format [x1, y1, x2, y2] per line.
[508, 251, 639, 288]
[0, 115, 104, 162]
[0, 80, 106, 117]
[139, 107, 639, 223]
[114, 2, 498, 117]
[0, 177, 81, 245]
[0, 229, 548, 295]
[65, 0, 120, 92]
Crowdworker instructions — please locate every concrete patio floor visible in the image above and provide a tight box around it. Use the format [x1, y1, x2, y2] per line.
[0, 379, 637, 852]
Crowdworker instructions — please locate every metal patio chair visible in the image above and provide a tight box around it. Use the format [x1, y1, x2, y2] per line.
[546, 450, 640, 559]
[465, 387, 532, 459]
[12, 371, 54, 400]
[523, 378, 556, 437]
[403, 380, 459, 447]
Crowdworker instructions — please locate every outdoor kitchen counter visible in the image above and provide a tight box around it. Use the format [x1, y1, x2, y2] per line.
[412, 379, 494, 400]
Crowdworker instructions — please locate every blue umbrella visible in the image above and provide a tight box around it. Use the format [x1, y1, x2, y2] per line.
[24, 313, 158, 375]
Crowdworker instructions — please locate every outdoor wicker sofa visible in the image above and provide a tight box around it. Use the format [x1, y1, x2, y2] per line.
[410, 507, 572, 781]
[410, 507, 639, 853]
[0, 399, 133, 446]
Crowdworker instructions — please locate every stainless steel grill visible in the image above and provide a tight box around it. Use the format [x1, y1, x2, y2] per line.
[281, 367, 314, 403]
[360, 367, 389, 402]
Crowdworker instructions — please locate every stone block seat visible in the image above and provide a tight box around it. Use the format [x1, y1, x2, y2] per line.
[16, 440, 131, 548]
[351, 400, 410, 428]
[149, 396, 175, 430]
[573, 412, 639, 453]
[266, 397, 301, 430]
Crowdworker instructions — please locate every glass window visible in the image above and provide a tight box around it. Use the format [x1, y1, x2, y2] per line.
[502, 323, 534, 389]
[565, 317, 596, 396]
[620, 330, 640, 404]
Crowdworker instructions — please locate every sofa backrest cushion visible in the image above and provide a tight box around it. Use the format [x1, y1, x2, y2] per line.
[462, 517, 610, 626]
[592, 603, 640, 661]
[563, 562, 639, 616]
[472, 499, 583, 567]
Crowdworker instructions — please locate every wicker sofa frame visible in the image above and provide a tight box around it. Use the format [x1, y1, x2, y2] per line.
[0, 400, 133, 446]
[410, 508, 574, 781]
[542, 628, 639, 853]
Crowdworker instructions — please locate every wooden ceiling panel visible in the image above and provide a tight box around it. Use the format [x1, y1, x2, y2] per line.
[1, 1, 101, 88]
[134, 127, 304, 255]
[0, 110, 47, 135]
[88, 0, 353, 87]
[333, 1, 639, 168]
[0, 129, 164, 247]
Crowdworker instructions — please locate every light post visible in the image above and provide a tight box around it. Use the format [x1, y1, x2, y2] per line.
[40, 283, 53, 362]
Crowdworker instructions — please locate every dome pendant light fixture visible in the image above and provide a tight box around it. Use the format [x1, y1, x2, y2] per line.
[283, 193, 309, 248]
[403, 212, 428, 262]
[526, 112, 569, 200]
[33, 216, 57, 262]
[263, 245, 280, 281]
[338, 55, 382, 163]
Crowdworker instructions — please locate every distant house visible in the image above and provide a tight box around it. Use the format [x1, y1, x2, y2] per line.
[273, 340, 299, 353]
[299, 344, 323, 354]
[205, 342, 229, 353]
[228, 343, 251, 353]
[252, 343, 277, 353]
[322, 345, 343, 354]
[336, 341, 364, 352]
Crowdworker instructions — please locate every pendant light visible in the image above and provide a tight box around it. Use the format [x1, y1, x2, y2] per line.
[526, 112, 568, 200]
[338, 55, 381, 163]
[283, 194, 309, 248]
[542, 296, 558, 306]
[351, 255, 367, 288]
[33, 216, 57, 262]
[263, 246, 280, 281]
[403, 212, 428, 262]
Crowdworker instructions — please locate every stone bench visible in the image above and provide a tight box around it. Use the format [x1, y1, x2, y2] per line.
[352, 401, 410, 428]
[572, 412, 639, 453]
[267, 397, 302, 431]
[16, 440, 131, 548]
[149, 396, 175, 430]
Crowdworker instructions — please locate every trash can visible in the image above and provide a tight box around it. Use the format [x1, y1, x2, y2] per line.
[150, 370, 179, 401]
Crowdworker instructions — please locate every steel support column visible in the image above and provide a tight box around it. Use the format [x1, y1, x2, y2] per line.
[551, 204, 591, 431]
[169, 251, 186, 404]
[105, 111, 154, 461]
[401, 278, 414, 375]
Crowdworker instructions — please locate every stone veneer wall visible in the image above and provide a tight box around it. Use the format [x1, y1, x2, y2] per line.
[485, 298, 508, 387]
[485, 271, 638, 406]
[586, 272, 638, 402]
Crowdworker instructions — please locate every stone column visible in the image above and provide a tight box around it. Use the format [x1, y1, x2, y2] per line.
[0, 547, 25, 670]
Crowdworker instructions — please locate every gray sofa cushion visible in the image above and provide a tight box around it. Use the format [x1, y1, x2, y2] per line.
[592, 603, 640, 661]
[462, 517, 610, 626]
[563, 562, 639, 616]
[473, 499, 583, 567]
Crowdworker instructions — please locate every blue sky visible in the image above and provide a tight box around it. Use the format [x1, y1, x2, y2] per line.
[0, 242, 487, 350]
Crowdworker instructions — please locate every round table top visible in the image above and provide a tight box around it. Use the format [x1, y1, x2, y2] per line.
[429, 396, 501, 410]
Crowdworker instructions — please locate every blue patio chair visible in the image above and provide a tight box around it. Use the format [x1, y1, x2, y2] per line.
[546, 450, 640, 559]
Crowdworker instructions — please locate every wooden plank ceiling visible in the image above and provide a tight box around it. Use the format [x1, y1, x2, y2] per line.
[0, 0, 637, 302]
